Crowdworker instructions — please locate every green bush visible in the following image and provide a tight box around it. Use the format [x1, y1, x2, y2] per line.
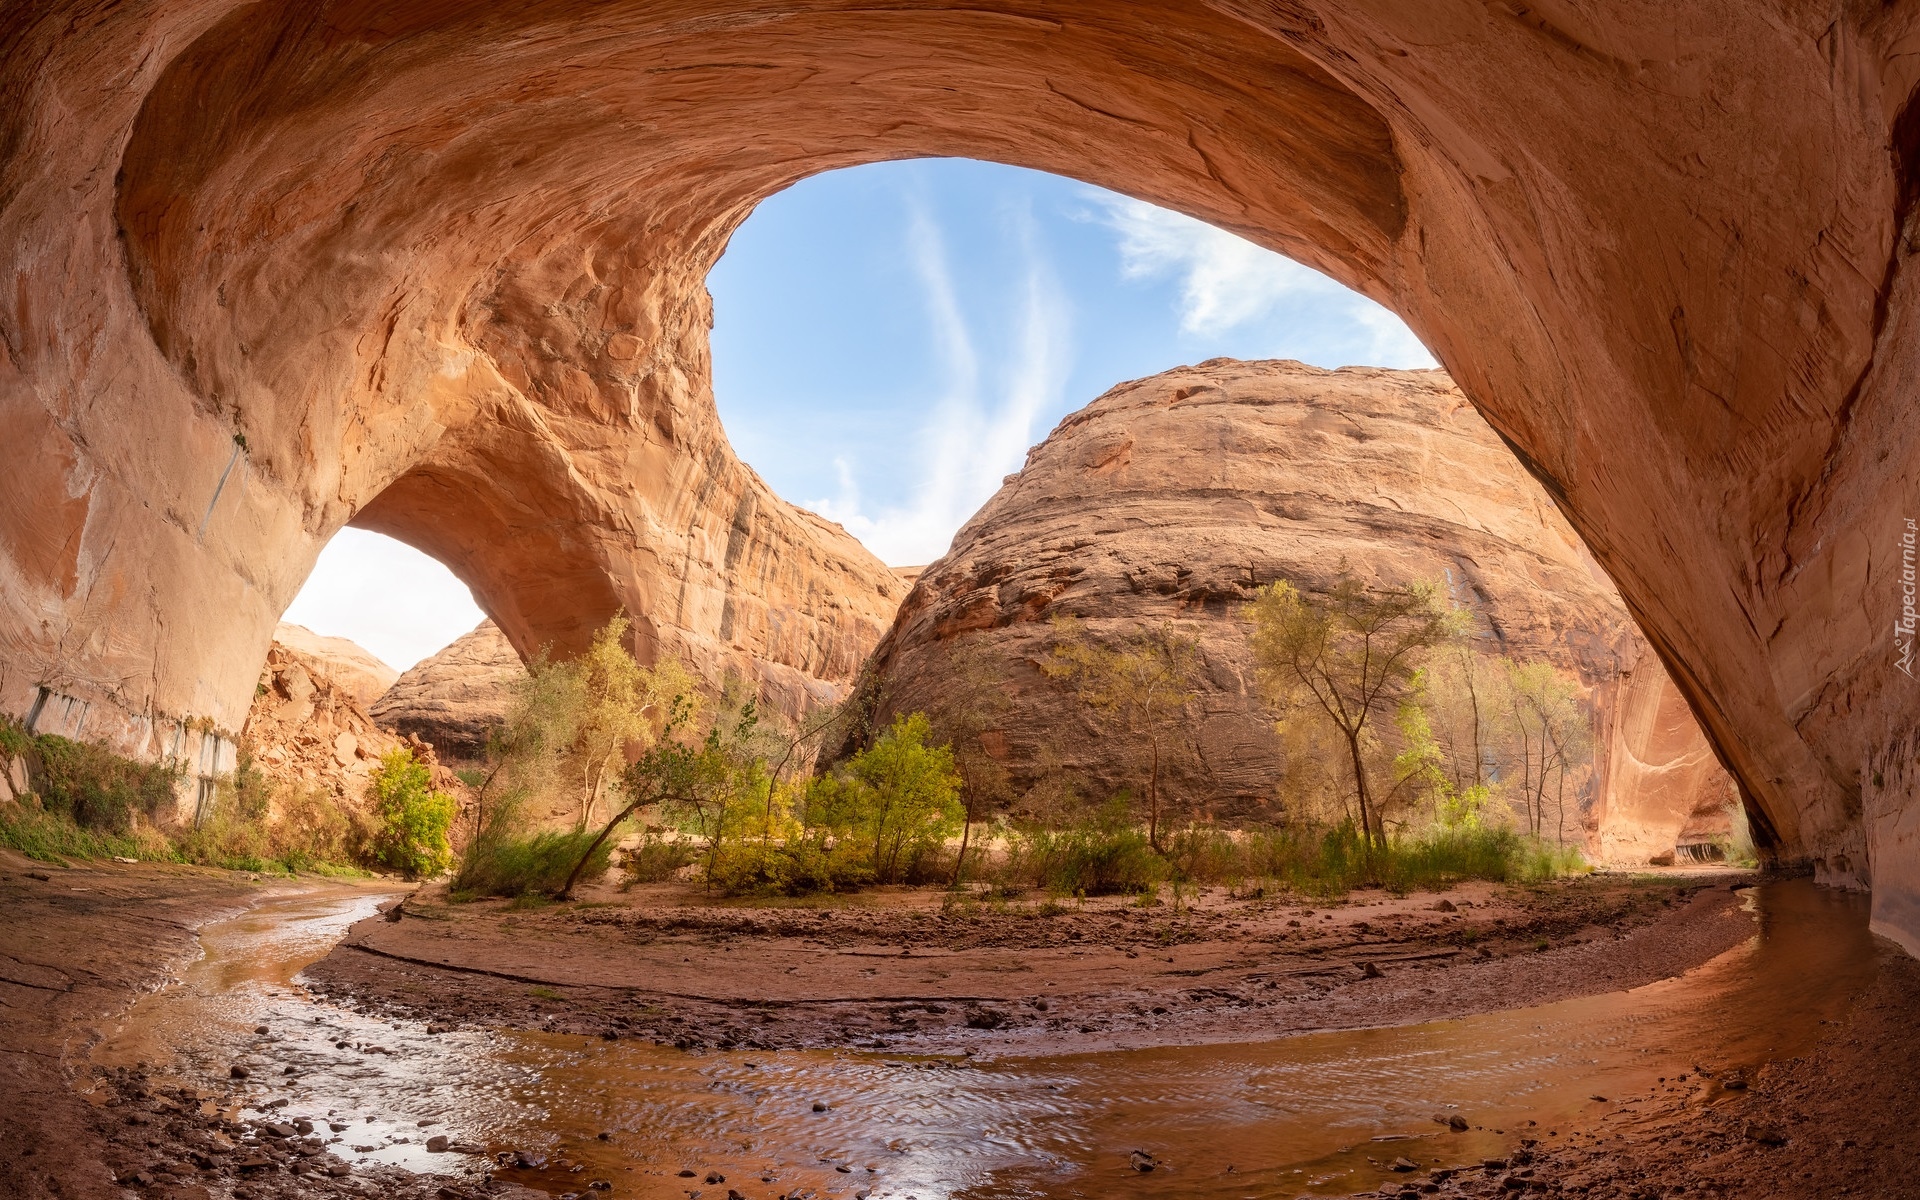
[0, 805, 159, 863]
[1013, 796, 1167, 895]
[32, 734, 182, 833]
[836, 713, 964, 884]
[173, 773, 367, 875]
[976, 812, 1586, 901]
[0, 727, 367, 874]
[367, 748, 455, 879]
[687, 712, 963, 896]
[0, 713, 32, 758]
[1216, 821, 1586, 896]
[704, 831, 874, 895]
[619, 830, 697, 885]
[453, 827, 612, 898]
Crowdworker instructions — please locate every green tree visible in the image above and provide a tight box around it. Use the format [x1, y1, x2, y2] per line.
[1042, 616, 1204, 850]
[558, 689, 731, 899]
[368, 747, 455, 878]
[469, 615, 693, 836]
[844, 713, 965, 883]
[1249, 575, 1460, 847]
[469, 647, 584, 836]
[567, 614, 691, 829]
[751, 694, 859, 874]
[1422, 608, 1500, 795]
[1502, 659, 1591, 843]
[922, 638, 1013, 883]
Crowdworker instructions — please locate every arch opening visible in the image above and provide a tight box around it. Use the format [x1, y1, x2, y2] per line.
[0, 0, 1912, 937]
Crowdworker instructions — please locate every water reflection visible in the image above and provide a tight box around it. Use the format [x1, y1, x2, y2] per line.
[94, 880, 1872, 1199]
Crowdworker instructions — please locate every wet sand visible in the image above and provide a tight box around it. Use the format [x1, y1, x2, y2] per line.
[303, 873, 1754, 1055]
[11, 851, 1910, 1200]
[0, 851, 506, 1200]
[1366, 927, 1920, 1200]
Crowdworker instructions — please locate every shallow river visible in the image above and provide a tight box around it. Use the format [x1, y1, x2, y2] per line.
[92, 880, 1873, 1199]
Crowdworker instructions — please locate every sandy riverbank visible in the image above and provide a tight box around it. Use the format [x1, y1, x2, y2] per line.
[304, 872, 1753, 1056]
[14, 852, 1903, 1200]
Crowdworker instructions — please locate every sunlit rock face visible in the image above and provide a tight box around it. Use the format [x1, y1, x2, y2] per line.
[1590, 657, 1738, 865]
[371, 621, 523, 764]
[244, 630, 452, 809]
[858, 360, 1733, 857]
[2, 1, 1918, 942]
[270, 624, 398, 712]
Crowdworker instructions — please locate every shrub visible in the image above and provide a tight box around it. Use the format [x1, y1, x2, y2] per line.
[0, 713, 32, 758]
[691, 712, 963, 896]
[705, 829, 873, 895]
[454, 828, 613, 898]
[367, 748, 455, 878]
[1161, 823, 1242, 887]
[1008, 796, 1168, 896]
[619, 830, 697, 885]
[0, 805, 158, 863]
[0, 729, 368, 873]
[839, 713, 964, 884]
[1201, 821, 1586, 896]
[32, 734, 182, 833]
[172, 773, 369, 875]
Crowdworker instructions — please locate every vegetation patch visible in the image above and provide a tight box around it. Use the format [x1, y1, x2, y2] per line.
[367, 748, 456, 879]
[454, 826, 612, 898]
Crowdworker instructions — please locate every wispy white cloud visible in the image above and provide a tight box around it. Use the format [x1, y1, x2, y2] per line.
[1090, 193, 1436, 369]
[809, 201, 1071, 566]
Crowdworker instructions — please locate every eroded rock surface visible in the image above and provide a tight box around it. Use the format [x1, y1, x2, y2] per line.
[861, 361, 1732, 856]
[245, 632, 453, 806]
[270, 623, 399, 711]
[370, 621, 522, 763]
[3, 1, 1918, 941]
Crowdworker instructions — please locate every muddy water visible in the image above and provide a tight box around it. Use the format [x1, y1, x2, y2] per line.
[94, 881, 1874, 1199]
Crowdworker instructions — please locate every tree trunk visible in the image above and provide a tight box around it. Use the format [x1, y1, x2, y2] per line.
[1344, 729, 1376, 849]
[953, 805, 974, 887]
[1465, 654, 1484, 788]
[1147, 735, 1162, 851]
[580, 759, 604, 832]
[1555, 761, 1567, 847]
[558, 791, 650, 900]
[1515, 720, 1534, 837]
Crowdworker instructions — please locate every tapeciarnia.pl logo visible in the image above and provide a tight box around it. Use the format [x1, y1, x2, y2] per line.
[1900, 517, 1917, 678]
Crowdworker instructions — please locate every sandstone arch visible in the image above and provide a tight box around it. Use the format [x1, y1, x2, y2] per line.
[4, 3, 1919, 945]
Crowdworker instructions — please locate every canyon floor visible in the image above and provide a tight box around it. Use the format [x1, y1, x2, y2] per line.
[5, 853, 1916, 1200]
[305, 871, 1754, 1055]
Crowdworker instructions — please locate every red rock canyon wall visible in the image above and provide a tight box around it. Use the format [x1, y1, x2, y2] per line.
[857, 360, 1733, 859]
[1, 1, 1917, 944]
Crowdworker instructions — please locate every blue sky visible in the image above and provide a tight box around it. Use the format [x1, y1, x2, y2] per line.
[285, 158, 1433, 670]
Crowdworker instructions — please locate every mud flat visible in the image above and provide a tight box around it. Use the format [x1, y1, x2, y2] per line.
[0, 851, 510, 1200]
[306, 874, 1754, 1055]
[7, 855, 1905, 1200]
[1341, 880, 1920, 1200]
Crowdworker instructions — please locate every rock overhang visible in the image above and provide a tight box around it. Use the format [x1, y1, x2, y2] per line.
[0, 0, 1915, 944]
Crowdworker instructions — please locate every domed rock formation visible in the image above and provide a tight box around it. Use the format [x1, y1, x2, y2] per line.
[269, 623, 399, 711]
[370, 621, 523, 764]
[859, 360, 1732, 859]
[3, 2, 1918, 945]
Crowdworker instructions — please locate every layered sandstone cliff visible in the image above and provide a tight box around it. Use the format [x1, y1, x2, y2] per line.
[859, 361, 1731, 858]
[370, 621, 522, 763]
[5, 0, 1918, 940]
